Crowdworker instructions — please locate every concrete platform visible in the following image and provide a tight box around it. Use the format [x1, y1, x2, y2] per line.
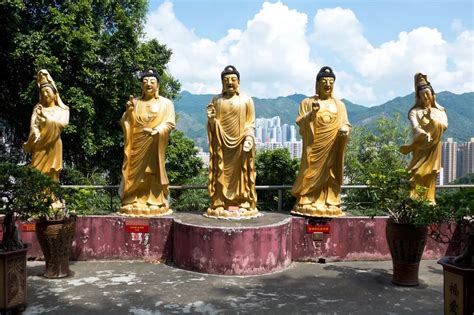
[23, 259, 444, 314]
[173, 212, 292, 275]
[12, 212, 453, 282]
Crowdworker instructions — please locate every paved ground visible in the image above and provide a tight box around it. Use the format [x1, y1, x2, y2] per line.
[20, 259, 444, 314]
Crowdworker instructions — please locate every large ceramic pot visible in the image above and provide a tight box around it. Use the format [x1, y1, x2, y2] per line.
[36, 218, 76, 278]
[385, 220, 428, 286]
[0, 247, 28, 312]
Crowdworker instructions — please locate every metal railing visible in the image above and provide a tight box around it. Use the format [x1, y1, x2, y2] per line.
[61, 184, 474, 214]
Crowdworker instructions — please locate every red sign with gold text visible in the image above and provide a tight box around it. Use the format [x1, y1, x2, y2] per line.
[21, 223, 36, 232]
[125, 219, 149, 233]
[306, 225, 330, 234]
[125, 225, 149, 233]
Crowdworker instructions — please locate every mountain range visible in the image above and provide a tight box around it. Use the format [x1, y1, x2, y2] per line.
[174, 91, 474, 149]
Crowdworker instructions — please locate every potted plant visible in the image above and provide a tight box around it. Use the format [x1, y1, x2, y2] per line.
[34, 196, 76, 279]
[0, 162, 61, 312]
[366, 167, 437, 286]
[1, 161, 76, 280]
[430, 188, 473, 256]
[434, 188, 473, 314]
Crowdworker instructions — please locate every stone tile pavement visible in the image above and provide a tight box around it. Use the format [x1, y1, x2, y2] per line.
[22, 259, 444, 314]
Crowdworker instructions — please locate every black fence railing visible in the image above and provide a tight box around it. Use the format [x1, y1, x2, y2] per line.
[61, 184, 474, 214]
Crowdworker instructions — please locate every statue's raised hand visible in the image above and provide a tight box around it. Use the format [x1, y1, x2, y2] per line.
[36, 105, 46, 122]
[207, 103, 216, 120]
[312, 94, 320, 112]
[126, 95, 135, 111]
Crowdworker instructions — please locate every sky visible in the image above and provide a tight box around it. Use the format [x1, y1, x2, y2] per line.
[145, 0, 474, 106]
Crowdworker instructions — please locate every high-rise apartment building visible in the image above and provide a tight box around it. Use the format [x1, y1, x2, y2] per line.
[290, 125, 296, 142]
[442, 138, 457, 184]
[255, 116, 301, 158]
[284, 141, 303, 159]
[282, 124, 289, 143]
[457, 137, 474, 179]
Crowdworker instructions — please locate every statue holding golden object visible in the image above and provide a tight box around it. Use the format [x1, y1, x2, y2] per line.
[291, 66, 351, 217]
[24, 69, 70, 182]
[400, 73, 448, 203]
[118, 68, 175, 216]
[206, 65, 259, 219]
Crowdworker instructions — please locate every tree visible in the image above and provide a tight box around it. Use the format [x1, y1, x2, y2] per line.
[255, 148, 299, 211]
[344, 114, 411, 214]
[166, 130, 205, 211]
[166, 130, 203, 185]
[452, 173, 474, 184]
[0, 1, 180, 182]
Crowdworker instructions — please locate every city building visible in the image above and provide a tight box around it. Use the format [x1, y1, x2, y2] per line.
[442, 138, 457, 184]
[457, 137, 474, 179]
[195, 147, 210, 168]
[255, 116, 301, 159]
[438, 137, 474, 184]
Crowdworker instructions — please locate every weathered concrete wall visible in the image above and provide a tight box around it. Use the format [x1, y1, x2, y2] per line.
[291, 217, 448, 262]
[18, 216, 174, 261]
[3, 214, 449, 266]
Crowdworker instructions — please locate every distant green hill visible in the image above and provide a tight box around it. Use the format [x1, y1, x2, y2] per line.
[174, 91, 474, 148]
[349, 91, 474, 142]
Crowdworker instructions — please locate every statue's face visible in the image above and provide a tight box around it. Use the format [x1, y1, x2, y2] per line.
[222, 74, 239, 94]
[317, 77, 335, 98]
[419, 88, 433, 107]
[41, 86, 55, 105]
[142, 76, 159, 97]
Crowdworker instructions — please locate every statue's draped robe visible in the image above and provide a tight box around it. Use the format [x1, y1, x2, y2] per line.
[24, 104, 69, 181]
[120, 96, 175, 208]
[292, 97, 350, 208]
[400, 104, 447, 202]
[207, 93, 257, 209]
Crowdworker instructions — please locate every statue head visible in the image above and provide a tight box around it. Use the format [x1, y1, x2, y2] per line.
[36, 69, 66, 108]
[221, 65, 240, 96]
[414, 73, 435, 108]
[39, 85, 56, 106]
[315, 66, 336, 99]
[140, 67, 160, 99]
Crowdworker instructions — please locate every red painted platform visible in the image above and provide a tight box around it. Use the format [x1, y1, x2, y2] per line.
[172, 212, 292, 275]
[1, 212, 451, 275]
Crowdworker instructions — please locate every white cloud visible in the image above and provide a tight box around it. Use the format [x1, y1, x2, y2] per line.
[145, 2, 473, 105]
[447, 30, 474, 92]
[311, 7, 473, 104]
[312, 7, 372, 62]
[145, 1, 318, 97]
[451, 19, 465, 33]
[335, 71, 376, 104]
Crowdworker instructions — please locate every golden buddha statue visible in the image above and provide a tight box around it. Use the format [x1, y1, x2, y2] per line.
[24, 69, 69, 182]
[400, 73, 448, 203]
[291, 66, 351, 217]
[118, 68, 175, 216]
[206, 65, 259, 219]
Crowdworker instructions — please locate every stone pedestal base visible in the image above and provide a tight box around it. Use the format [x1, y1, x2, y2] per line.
[118, 205, 172, 217]
[173, 212, 292, 275]
[205, 207, 261, 220]
[291, 204, 344, 218]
